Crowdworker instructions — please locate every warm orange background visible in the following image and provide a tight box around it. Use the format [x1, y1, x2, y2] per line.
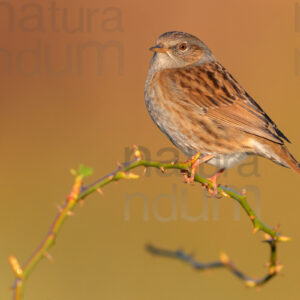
[1, 0, 300, 299]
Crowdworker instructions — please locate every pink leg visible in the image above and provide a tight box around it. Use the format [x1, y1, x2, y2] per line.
[206, 168, 225, 195]
[184, 153, 214, 184]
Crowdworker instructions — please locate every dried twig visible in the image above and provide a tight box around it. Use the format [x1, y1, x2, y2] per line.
[146, 236, 281, 288]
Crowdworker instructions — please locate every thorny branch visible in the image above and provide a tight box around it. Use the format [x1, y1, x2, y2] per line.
[9, 146, 290, 299]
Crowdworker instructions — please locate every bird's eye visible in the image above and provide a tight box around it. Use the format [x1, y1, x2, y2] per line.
[178, 43, 187, 51]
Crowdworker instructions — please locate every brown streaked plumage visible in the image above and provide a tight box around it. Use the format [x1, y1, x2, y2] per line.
[144, 31, 300, 179]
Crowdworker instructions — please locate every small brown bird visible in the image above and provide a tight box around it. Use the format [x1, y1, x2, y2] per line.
[144, 31, 300, 190]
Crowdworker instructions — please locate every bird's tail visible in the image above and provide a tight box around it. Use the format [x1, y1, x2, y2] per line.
[272, 144, 300, 175]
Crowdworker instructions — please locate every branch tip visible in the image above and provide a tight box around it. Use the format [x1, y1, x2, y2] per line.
[278, 235, 291, 242]
[245, 280, 256, 288]
[9, 255, 23, 278]
[219, 251, 230, 264]
[133, 145, 142, 161]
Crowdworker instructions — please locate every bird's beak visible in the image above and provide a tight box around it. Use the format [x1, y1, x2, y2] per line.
[149, 44, 168, 53]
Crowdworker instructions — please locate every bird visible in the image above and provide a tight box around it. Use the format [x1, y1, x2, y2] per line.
[144, 31, 300, 192]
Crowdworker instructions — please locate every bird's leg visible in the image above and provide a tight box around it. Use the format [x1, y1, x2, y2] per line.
[183, 154, 200, 184]
[183, 153, 213, 184]
[205, 168, 225, 196]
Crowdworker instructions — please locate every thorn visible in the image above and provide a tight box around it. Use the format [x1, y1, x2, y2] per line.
[97, 188, 104, 195]
[241, 188, 247, 196]
[160, 166, 165, 173]
[70, 169, 77, 176]
[80, 199, 85, 207]
[269, 266, 276, 275]
[253, 227, 259, 234]
[275, 264, 283, 273]
[116, 161, 123, 168]
[171, 161, 175, 165]
[219, 251, 229, 264]
[55, 204, 63, 213]
[143, 167, 147, 174]
[66, 211, 74, 216]
[108, 175, 114, 180]
[44, 251, 54, 262]
[133, 145, 142, 161]
[250, 215, 255, 221]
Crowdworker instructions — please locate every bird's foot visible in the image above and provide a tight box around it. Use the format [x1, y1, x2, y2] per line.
[183, 160, 200, 184]
[183, 153, 213, 184]
[204, 168, 225, 196]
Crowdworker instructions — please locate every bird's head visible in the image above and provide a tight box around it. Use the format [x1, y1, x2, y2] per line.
[149, 31, 215, 71]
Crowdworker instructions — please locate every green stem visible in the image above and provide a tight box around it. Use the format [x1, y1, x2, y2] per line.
[80, 159, 283, 239]
[9, 156, 289, 299]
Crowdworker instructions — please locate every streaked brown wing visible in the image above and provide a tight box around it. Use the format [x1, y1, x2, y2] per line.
[167, 61, 290, 145]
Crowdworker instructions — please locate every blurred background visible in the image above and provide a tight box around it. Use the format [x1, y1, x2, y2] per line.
[1, 0, 300, 299]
